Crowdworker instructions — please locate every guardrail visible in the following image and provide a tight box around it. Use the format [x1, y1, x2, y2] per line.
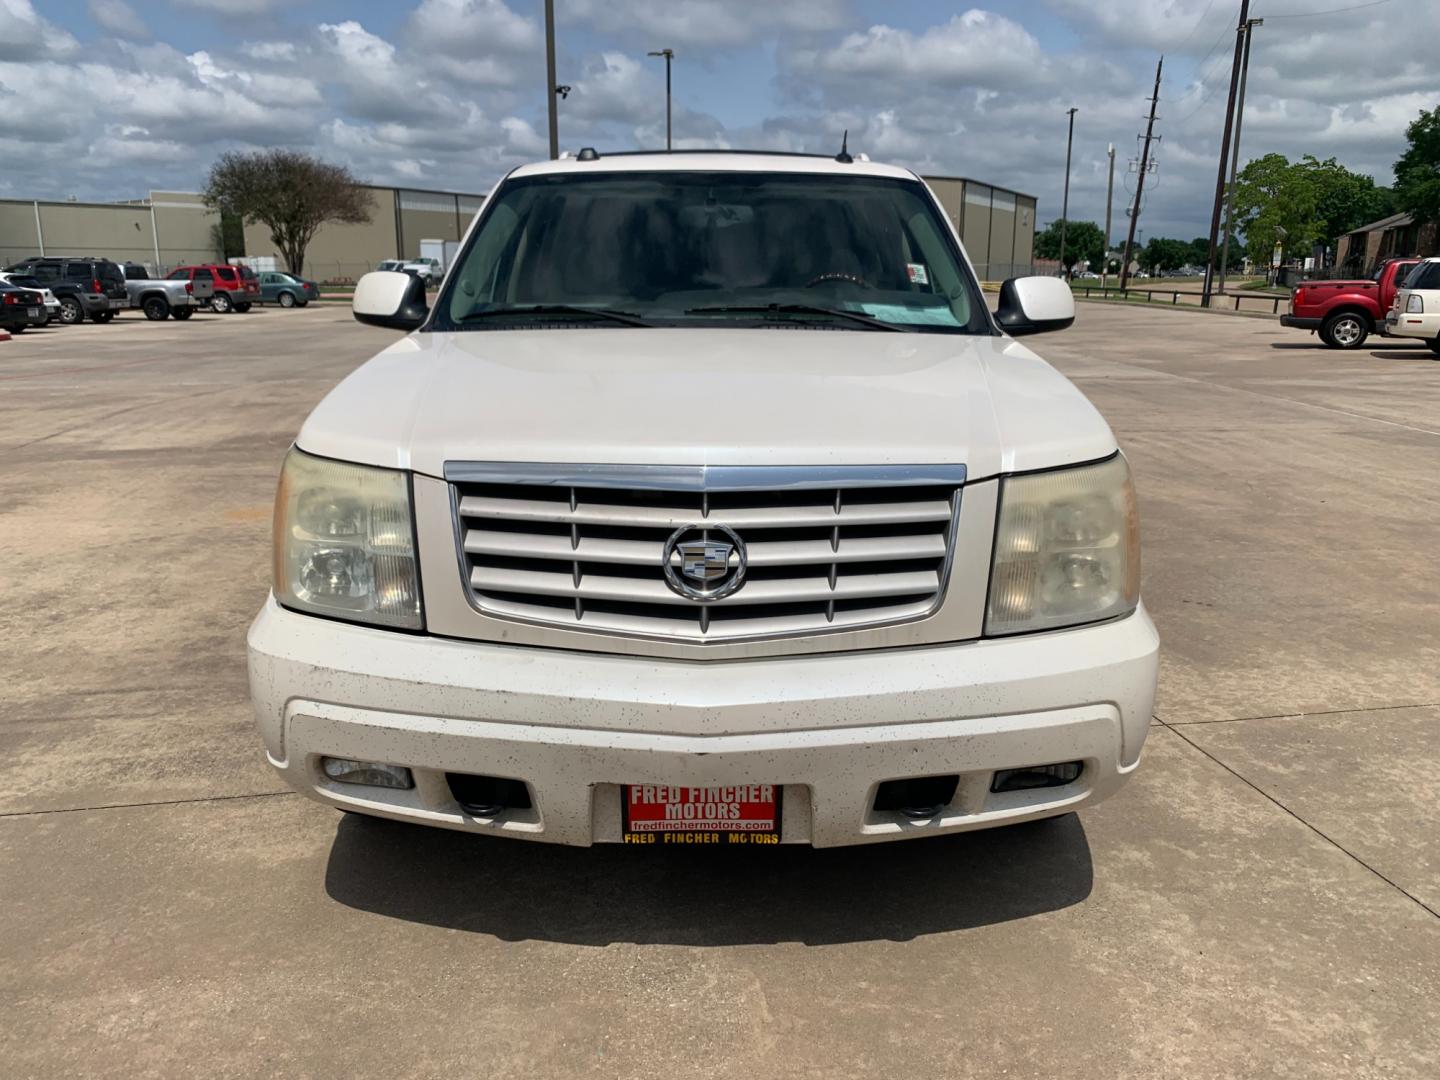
[1071, 284, 1287, 315]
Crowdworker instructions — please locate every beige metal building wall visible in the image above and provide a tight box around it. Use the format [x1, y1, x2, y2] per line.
[241, 184, 489, 283]
[923, 177, 964, 237]
[961, 182, 992, 273]
[922, 175, 1038, 282]
[150, 192, 221, 268]
[1013, 195, 1036, 269]
[0, 193, 219, 271]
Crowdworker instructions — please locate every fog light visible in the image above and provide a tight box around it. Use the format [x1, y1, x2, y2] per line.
[990, 761, 1083, 793]
[321, 757, 413, 789]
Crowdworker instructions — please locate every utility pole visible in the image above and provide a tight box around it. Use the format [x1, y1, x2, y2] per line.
[1201, 0, 1252, 307]
[545, 0, 559, 159]
[1218, 18, 1262, 292]
[1102, 142, 1116, 286]
[647, 48, 675, 151]
[1120, 57, 1163, 291]
[1058, 107, 1077, 278]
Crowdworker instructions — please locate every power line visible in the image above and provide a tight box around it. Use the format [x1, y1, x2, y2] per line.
[1259, 0, 1394, 17]
[1174, 0, 1219, 49]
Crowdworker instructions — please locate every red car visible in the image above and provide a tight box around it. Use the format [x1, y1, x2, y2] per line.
[165, 263, 261, 314]
[1280, 257, 1419, 349]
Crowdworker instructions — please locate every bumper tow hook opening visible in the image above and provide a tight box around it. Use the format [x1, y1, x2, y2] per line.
[873, 774, 960, 818]
[446, 772, 533, 817]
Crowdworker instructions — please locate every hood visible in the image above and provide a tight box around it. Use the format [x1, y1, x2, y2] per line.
[297, 328, 1116, 481]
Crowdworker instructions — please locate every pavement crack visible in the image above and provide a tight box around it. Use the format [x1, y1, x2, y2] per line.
[1161, 701, 1440, 726]
[1161, 725, 1440, 921]
[0, 790, 297, 819]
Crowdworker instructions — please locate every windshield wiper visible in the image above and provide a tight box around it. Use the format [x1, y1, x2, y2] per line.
[455, 304, 653, 327]
[683, 303, 913, 332]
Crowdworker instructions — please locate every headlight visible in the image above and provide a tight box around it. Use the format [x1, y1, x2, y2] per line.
[1406, 294, 1424, 314]
[272, 448, 423, 629]
[986, 454, 1140, 636]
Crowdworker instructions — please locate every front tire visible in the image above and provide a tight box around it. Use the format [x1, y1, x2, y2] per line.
[1320, 311, 1369, 349]
[142, 296, 170, 321]
[58, 297, 83, 324]
[278, 291, 296, 308]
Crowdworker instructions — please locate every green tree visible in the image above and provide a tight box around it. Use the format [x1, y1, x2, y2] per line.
[1393, 105, 1440, 228]
[1233, 153, 1318, 263]
[1304, 155, 1392, 247]
[1141, 237, 1191, 273]
[1034, 218, 1106, 271]
[203, 149, 372, 276]
[209, 211, 246, 262]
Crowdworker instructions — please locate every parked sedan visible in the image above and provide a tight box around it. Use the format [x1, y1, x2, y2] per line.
[0, 272, 60, 324]
[258, 271, 320, 307]
[1, 280, 50, 333]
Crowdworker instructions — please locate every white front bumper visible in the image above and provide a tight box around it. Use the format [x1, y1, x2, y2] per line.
[247, 599, 1159, 847]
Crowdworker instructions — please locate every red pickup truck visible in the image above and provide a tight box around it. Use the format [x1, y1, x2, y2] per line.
[1280, 257, 1419, 349]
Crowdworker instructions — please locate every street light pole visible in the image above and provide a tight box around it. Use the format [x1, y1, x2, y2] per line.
[647, 48, 674, 151]
[1102, 142, 1115, 286]
[545, 0, 559, 159]
[1218, 18, 1262, 292]
[1058, 107, 1077, 277]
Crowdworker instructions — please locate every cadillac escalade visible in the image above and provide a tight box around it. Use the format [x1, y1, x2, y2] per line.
[247, 150, 1159, 847]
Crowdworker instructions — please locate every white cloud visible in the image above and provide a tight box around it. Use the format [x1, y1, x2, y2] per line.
[563, 0, 850, 48]
[0, 0, 79, 60]
[88, 0, 149, 41]
[0, 0, 1429, 244]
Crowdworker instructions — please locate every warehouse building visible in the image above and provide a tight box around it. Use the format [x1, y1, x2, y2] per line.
[0, 191, 219, 272]
[240, 185, 488, 283]
[921, 176, 1038, 282]
[0, 183, 490, 282]
[2, 171, 1038, 284]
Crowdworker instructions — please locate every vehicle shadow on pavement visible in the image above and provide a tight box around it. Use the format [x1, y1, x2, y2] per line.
[323, 813, 1092, 945]
[1366, 350, 1438, 361]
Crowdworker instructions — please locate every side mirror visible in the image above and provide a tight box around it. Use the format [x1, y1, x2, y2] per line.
[994, 276, 1075, 336]
[353, 270, 429, 331]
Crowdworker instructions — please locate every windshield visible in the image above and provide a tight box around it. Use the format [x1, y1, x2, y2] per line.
[435, 170, 990, 334]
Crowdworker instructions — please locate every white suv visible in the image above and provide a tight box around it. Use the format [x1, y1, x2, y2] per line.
[1387, 256, 1440, 355]
[248, 150, 1159, 848]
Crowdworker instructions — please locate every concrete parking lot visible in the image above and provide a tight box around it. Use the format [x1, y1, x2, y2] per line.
[2, 303, 1438, 1078]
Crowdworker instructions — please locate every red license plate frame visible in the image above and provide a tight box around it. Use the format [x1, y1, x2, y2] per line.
[622, 784, 782, 845]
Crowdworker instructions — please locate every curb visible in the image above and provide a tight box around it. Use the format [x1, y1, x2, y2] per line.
[0, 329, 11, 342]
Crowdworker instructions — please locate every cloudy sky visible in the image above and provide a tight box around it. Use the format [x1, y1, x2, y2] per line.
[2, 0, 1435, 239]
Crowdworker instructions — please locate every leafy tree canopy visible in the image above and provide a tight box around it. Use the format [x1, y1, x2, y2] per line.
[203, 149, 372, 276]
[1233, 153, 1392, 261]
[1034, 218, 1107, 271]
[1140, 237, 1192, 272]
[1393, 105, 1440, 228]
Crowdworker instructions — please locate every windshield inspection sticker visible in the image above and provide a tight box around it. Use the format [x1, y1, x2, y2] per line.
[906, 262, 930, 285]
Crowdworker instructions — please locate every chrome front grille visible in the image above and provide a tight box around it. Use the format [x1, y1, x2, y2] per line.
[448, 464, 965, 642]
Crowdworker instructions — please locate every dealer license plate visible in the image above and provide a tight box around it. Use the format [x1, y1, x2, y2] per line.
[27, 307, 40, 318]
[623, 784, 781, 845]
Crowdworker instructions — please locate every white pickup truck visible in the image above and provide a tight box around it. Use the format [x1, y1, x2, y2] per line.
[248, 150, 1158, 848]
